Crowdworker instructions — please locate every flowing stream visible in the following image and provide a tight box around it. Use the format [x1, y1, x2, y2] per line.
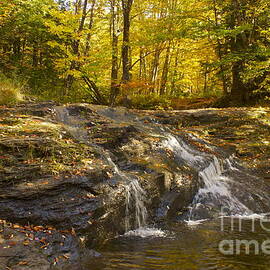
[55, 106, 270, 269]
[88, 132, 270, 270]
[162, 134, 253, 221]
[87, 218, 270, 270]
[106, 156, 148, 232]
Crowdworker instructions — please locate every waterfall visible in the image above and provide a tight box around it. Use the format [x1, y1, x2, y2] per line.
[125, 179, 147, 231]
[163, 135, 205, 167]
[163, 135, 253, 221]
[52, 104, 270, 236]
[54, 107, 150, 234]
[107, 157, 165, 237]
[106, 157, 147, 232]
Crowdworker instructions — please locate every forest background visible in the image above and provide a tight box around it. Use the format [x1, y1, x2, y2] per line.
[0, 0, 270, 109]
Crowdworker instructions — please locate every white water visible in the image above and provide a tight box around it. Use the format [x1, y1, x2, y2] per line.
[191, 156, 252, 217]
[116, 166, 166, 238]
[55, 106, 259, 234]
[185, 219, 208, 226]
[125, 179, 148, 231]
[124, 227, 166, 238]
[107, 157, 164, 237]
[163, 135, 253, 220]
[106, 157, 147, 230]
[163, 135, 205, 167]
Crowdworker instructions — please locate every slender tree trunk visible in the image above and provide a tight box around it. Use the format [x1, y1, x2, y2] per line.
[139, 47, 147, 80]
[160, 44, 171, 95]
[110, 0, 120, 105]
[171, 45, 179, 95]
[64, 0, 88, 96]
[121, 0, 133, 83]
[213, 0, 228, 95]
[203, 65, 209, 94]
[32, 43, 38, 67]
[13, 38, 21, 59]
[150, 47, 159, 91]
[84, 0, 96, 56]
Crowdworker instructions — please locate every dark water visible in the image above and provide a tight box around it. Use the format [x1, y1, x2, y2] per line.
[86, 218, 270, 270]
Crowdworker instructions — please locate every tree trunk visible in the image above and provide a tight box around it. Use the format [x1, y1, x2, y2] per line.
[203, 65, 209, 94]
[84, 0, 96, 56]
[228, 0, 249, 103]
[160, 44, 171, 95]
[83, 76, 107, 104]
[139, 47, 147, 80]
[171, 45, 180, 95]
[32, 43, 38, 67]
[110, 0, 120, 105]
[150, 46, 162, 93]
[231, 60, 247, 102]
[64, 0, 88, 96]
[213, 0, 228, 95]
[121, 0, 133, 83]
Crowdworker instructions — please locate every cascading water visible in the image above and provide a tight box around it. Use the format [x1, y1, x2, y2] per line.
[163, 134, 254, 221]
[106, 157, 148, 232]
[54, 105, 269, 233]
[54, 106, 159, 236]
[124, 179, 147, 231]
[106, 157, 165, 237]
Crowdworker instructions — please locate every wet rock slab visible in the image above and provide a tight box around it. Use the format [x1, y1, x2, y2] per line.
[0, 219, 90, 270]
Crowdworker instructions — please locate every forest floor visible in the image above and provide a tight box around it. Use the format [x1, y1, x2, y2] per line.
[170, 97, 216, 110]
[0, 102, 269, 269]
[170, 97, 270, 110]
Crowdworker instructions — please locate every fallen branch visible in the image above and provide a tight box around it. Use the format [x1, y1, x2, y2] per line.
[82, 76, 107, 105]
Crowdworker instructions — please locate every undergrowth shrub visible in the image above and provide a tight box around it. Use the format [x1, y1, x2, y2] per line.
[117, 80, 172, 109]
[129, 93, 172, 110]
[0, 75, 24, 105]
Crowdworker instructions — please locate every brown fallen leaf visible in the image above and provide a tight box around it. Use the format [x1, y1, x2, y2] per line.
[23, 240, 30, 246]
[33, 226, 44, 231]
[7, 241, 16, 246]
[41, 244, 49, 249]
[71, 228, 76, 236]
[18, 261, 28, 266]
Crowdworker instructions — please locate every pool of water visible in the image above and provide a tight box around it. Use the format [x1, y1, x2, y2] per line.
[85, 218, 270, 270]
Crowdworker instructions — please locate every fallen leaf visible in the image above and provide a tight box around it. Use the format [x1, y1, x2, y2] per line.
[18, 261, 28, 266]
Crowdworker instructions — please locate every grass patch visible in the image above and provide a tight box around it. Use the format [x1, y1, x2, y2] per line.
[0, 76, 24, 105]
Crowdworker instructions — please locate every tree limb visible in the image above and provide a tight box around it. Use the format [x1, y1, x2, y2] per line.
[129, 46, 167, 71]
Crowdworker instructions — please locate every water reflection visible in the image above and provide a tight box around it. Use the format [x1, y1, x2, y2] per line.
[86, 218, 270, 270]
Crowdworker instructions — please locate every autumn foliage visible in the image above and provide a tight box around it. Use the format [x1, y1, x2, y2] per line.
[0, 0, 269, 107]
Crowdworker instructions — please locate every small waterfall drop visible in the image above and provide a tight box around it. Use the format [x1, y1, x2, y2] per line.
[54, 106, 164, 236]
[107, 157, 165, 237]
[163, 134, 253, 221]
[125, 179, 147, 231]
[106, 157, 147, 232]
